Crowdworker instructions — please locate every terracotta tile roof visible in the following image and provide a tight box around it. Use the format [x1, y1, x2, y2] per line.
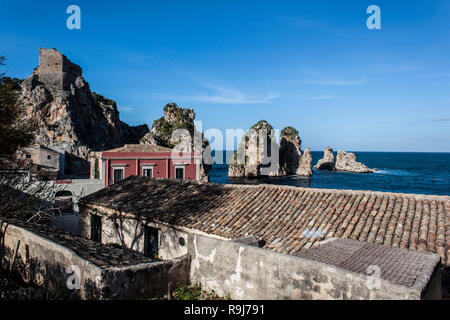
[103, 144, 173, 153]
[80, 176, 450, 265]
[296, 238, 439, 287]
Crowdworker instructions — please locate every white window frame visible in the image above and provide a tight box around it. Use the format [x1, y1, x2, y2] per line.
[174, 165, 185, 180]
[142, 165, 155, 178]
[112, 167, 125, 184]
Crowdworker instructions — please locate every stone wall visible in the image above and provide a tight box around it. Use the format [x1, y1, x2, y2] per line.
[61, 179, 104, 214]
[79, 206, 189, 260]
[32, 148, 60, 170]
[0, 219, 190, 299]
[187, 234, 441, 300]
[1, 220, 102, 299]
[101, 255, 191, 299]
[38, 48, 82, 92]
[78, 204, 443, 300]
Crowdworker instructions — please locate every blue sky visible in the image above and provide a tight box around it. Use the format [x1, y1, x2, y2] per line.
[1, 0, 449, 152]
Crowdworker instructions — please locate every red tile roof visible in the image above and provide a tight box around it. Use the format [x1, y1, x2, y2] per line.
[103, 144, 173, 153]
[80, 176, 450, 265]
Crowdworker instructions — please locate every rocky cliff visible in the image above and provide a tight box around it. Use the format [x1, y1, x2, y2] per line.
[229, 121, 312, 178]
[19, 48, 149, 162]
[139, 102, 211, 182]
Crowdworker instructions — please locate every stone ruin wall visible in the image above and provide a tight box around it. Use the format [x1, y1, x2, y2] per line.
[38, 48, 82, 92]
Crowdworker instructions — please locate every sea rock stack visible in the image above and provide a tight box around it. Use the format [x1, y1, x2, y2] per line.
[314, 146, 335, 170]
[228, 120, 281, 178]
[139, 102, 211, 182]
[279, 126, 302, 174]
[19, 48, 149, 160]
[297, 147, 313, 176]
[279, 127, 312, 176]
[228, 122, 312, 178]
[335, 151, 374, 173]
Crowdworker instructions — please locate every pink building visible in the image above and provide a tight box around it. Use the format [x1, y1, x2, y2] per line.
[97, 144, 201, 187]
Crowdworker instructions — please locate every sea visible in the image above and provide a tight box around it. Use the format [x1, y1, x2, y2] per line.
[209, 151, 450, 196]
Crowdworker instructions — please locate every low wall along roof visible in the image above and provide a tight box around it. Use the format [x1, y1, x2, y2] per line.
[80, 176, 450, 266]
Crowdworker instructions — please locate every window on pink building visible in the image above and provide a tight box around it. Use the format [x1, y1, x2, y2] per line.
[175, 166, 185, 180]
[112, 168, 124, 184]
[142, 167, 153, 177]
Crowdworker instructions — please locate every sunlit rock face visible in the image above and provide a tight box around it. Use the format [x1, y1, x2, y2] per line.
[314, 146, 336, 171]
[279, 126, 312, 177]
[335, 151, 374, 173]
[314, 147, 373, 173]
[228, 122, 312, 178]
[228, 120, 280, 178]
[140, 102, 211, 182]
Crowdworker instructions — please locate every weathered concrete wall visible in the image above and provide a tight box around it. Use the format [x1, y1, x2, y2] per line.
[187, 234, 439, 300]
[0, 220, 190, 300]
[59, 179, 104, 215]
[79, 205, 189, 260]
[0, 221, 102, 299]
[101, 255, 191, 299]
[31, 147, 60, 170]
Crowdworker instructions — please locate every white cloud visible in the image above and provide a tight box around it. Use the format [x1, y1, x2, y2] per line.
[296, 70, 366, 86]
[118, 106, 133, 113]
[182, 83, 279, 104]
[431, 118, 450, 122]
[305, 95, 338, 101]
[302, 80, 366, 86]
[372, 63, 419, 73]
[280, 16, 351, 38]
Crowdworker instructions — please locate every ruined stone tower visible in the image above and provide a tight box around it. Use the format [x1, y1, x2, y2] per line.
[38, 48, 82, 93]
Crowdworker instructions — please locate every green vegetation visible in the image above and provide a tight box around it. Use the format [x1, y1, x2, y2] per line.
[94, 157, 99, 179]
[173, 283, 227, 300]
[152, 116, 175, 147]
[250, 119, 273, 130]
[0, 58, 35, 154]
[281, 126, 298, 138]
[152, 103, 195, 148]
[91, 91, 118, 112]
[0, 269, 70, 300]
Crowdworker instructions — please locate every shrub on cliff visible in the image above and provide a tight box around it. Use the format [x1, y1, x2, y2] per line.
[0, 58, 35, 155]
[0, 58, 65, 223]
[281, 126, 299, 139]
